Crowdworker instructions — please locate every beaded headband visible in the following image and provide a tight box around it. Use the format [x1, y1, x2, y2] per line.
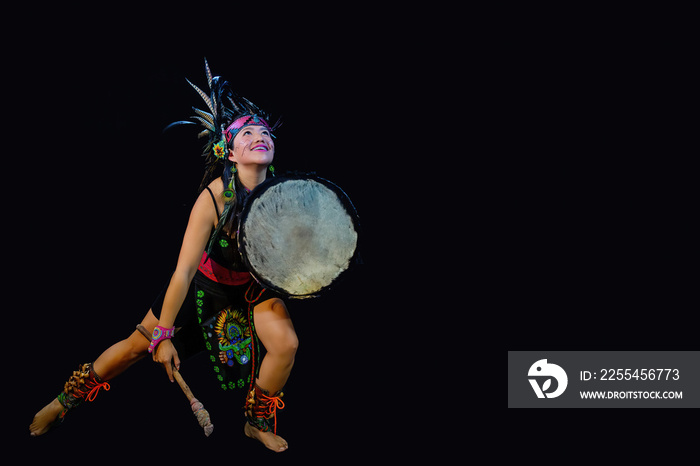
[224, 114, 272, 143]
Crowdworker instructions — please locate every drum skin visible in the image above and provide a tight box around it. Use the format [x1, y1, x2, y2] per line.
[238, 175, 360, 298]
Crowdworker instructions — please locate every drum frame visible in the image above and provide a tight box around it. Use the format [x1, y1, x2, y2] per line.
[237, 173, 361, 298]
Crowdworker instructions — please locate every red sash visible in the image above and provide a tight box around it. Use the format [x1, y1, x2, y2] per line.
[198, 252, 252, 286]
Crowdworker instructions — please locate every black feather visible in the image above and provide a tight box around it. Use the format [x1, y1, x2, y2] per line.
[163, 120, 196, 133]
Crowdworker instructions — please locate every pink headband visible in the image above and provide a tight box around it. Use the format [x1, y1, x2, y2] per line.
[224, 114, 271, 143]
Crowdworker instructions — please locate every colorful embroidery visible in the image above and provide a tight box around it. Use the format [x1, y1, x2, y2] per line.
[197, 281, 268, 392]
[200, 305, 255, 391]
[214, 308, 252, 366]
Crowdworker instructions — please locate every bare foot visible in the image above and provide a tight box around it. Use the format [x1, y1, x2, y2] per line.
[29, 398, 64, 437]
[244, 422, 289, 452]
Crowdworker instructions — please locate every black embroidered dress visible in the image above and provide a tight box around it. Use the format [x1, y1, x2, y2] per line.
[151, 184, 278, 392]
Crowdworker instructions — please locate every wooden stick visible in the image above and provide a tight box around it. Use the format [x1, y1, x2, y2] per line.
[172, 368, 195, 400]
[173, 368, 214, 437]
[136, 325, 214, 436]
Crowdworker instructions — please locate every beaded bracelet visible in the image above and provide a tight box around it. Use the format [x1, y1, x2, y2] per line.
[148, 325, 176, 353]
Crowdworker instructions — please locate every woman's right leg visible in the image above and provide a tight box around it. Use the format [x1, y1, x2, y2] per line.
[29, 310, 159, 437]
[92, 309, 159, 379]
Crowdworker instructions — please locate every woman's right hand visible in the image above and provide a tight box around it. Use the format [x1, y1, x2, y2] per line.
[152, 339, 181, 383]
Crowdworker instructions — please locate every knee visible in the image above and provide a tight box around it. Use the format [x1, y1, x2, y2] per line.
[126, 331, 150, 360]
[272, 299, 298, 355]
[274, 334, 298, 365]
[258, 298, 299, 357]
[265, 329, 298, 360]
[284, 331, 299, 358]
[274, 321, 299, 358]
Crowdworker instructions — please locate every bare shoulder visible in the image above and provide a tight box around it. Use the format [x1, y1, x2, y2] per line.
[197, 177, 226, 222]
[207, 177, 225, 197]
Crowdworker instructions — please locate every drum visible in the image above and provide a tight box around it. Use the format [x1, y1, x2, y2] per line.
[238, 174, 360, 298]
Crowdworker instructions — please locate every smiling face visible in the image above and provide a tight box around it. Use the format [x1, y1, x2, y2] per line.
[228, 125, 275, 167]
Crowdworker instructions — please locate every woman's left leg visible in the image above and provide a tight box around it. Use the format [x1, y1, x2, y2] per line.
[254, 298, 298, 393]
[245, 297, 298, 452]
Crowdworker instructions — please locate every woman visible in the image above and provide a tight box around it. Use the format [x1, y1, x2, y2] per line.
[29, 62, 296, 453]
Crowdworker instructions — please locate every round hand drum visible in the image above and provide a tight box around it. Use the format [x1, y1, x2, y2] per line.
[238, 175, 360, 298]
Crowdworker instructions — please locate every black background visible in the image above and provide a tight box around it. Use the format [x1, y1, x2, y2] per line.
[5, 9, 427, 462]
[5, 5, 697, 460]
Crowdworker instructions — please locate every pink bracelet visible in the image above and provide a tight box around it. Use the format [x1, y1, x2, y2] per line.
[148, 325, 175, 353]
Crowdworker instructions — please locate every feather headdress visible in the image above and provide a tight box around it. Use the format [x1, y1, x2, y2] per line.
[164, 58, 281, 192]
[164, 58, 236, 192]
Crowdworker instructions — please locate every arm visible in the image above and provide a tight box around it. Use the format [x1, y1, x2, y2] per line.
[152, 189, 217, 380]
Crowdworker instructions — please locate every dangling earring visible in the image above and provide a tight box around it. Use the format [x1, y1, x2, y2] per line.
[223, 165, 236, 201]
[268, 164, 275, 176]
